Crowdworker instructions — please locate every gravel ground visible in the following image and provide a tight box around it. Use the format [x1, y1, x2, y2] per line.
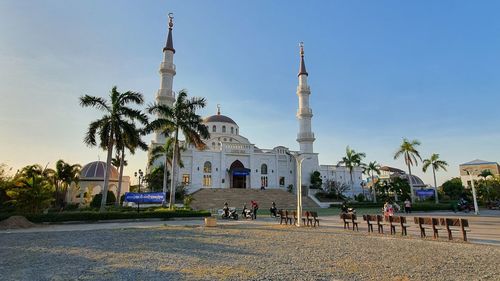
[0, 224, 499, 281]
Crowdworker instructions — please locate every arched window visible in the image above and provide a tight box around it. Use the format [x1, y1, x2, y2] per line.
[261, 164, 268, 175]
[236, 128, 238, 135]
[203, 161, 212, 173]
[212, 125, 216, 132]
[231, 127, 234, 134]
[222, 125, 226, 133]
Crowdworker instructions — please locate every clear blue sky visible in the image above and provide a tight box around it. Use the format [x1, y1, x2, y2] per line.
[1, 0, 499, 186]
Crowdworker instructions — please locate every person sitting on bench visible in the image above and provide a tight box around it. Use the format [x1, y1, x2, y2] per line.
[270, 201, 278, 217]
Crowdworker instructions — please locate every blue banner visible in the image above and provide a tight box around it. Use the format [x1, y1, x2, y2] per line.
[124, 192, 165, 203]
[233, 171, 249, 176]
[416, 189, 435, 197]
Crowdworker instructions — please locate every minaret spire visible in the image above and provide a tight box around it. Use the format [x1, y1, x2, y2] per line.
[298, 42, 308, 76]
[164, 13, 175, 53]
[296, 41, 315, 153]
[152, 12, 177, 145]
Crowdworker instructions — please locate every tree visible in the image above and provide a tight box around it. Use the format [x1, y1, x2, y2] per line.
[338, 146, 366, 192]
[390, 177, 411, 201]
[6, 165, 55, 213]
[441, 177, 464, 200]
[394, 138, 422, 203]
[80, 86, 147, 212]
[477, 170, 495, 202]
[114, 125, 148, 207]
[148, 137, 185, 199]
[51, 160, 81, 207]
[310, 171, 323, 189]
[144, 165, 168, 192]
[146, 89, 210, 209]
[363, 161, 381, 203]
[422, 153, 448, 203]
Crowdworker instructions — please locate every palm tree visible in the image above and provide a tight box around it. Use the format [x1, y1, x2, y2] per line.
[148, 137, 185, 200]
[147, 89, 210, 209]
[114, 125, 148, 207]
[364, 161, 381, 203]
[394, 138, 422, 203]
[80, 86, 147, 212]
[422, 153, 448, 204]
[339, 146, 366, 193]
[478, 169, 493, 200]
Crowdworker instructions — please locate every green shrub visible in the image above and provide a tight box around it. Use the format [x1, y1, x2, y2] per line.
[90, 191, 116, 208]
[0, 209, 211, 223]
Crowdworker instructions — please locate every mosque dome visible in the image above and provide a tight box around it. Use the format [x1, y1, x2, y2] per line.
[203, 114, 237, 125]
[80, 161, 119, 181]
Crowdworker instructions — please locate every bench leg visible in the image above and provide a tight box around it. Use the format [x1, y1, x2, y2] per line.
[447, 229, 452, 240]
[378, 225, 383, 234]
[391, 226, 395, 235]
[421, 227, 426, 238]
[367, 224, 372, 233]
[462, 229, 467, 242]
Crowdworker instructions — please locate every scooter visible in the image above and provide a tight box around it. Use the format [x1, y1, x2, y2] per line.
[242, 208, 253, 219]
[221, 209, 239, 220]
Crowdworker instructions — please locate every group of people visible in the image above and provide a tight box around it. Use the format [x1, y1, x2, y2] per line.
[383, 199, 412, 218]
[223, 200, 280, 220]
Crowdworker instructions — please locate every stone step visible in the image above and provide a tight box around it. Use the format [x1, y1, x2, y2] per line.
[190, 188, 318, 211]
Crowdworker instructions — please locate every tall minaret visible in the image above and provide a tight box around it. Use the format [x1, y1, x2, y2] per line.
[153, 13, 176, 145]
[296, 42, 315, 153]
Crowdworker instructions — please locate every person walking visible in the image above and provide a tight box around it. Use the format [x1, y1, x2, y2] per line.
[404, 198, 412, 214]
[251, 200, 259, 219]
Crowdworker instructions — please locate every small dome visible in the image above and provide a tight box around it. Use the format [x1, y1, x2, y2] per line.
[203, 114, 237, 125]
[80, 161, 119, 181]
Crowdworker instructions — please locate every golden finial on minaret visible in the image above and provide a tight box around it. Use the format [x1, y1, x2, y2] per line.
[299, 41, 304, 57]
[217, 104, 221, 115]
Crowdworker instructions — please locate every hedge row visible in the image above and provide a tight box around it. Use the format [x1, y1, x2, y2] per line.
[330, 202, 453, 211]
[0, 209, 211, 223]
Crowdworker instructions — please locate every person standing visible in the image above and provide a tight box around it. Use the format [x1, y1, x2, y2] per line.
[251, 200, 259, 219]
[404, 199, 412, 214]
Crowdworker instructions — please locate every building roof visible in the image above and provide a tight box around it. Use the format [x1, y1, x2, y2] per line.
[380, 166, 405, 174]
[203, 114, 237, 125]
[460, 159, 498, 166]
[80, 161, 119, 181]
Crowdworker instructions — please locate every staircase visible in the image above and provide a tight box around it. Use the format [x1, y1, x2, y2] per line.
[190, 188, 318, 211]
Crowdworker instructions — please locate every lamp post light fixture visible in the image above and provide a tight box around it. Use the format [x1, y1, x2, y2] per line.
[463, 169, 479, 215]
[287, 152, 311, 227]
[134, 169, 144, 213]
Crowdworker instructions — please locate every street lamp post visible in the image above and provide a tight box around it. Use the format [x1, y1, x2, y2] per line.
[463, 169, 479, 215]
[134, 169, 144, 213]
[287, 152, 311, 227]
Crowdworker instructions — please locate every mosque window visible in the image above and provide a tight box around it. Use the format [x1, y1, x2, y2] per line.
[212, 125, 216, 132]
[182, 174, 190, 185]
[231, 127, 234, 134]
[203, 161, 212, 173]
[279, 177, 285, 187]
[223, 138, 227, 141]
[222, 126, 226, 133]
[236, 128, 238, 135]
[261, 164, 268, 175]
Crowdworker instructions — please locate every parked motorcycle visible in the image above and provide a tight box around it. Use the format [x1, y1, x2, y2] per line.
[457, 200, 474, 213]
[221, 208, 239, 220]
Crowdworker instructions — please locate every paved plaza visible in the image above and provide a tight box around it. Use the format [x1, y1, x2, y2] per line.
[1, 211, 499, 280]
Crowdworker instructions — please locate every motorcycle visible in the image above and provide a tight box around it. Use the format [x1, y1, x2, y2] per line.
[457, 201, 474, 213]
[221, 208, 239, 220]
[242, 208, 253, 219]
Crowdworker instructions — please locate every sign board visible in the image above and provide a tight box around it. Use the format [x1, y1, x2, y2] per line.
[124, 192, 165, 203]
[415, 189, 435, 197]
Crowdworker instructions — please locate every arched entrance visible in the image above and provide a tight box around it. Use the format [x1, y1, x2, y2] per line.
[229, 160, 250, 188]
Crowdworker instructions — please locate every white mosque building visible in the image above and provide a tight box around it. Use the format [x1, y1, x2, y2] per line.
[148, 15, 363, 198]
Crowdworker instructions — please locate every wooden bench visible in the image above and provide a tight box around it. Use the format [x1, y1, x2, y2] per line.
[439, 218, 470, 241]
[310, 211, 319, 227]
[414, 217, 442, 239]
[278, 210, 292, 225]
[388, 216, 409, 236]
[292, 211, 314, 226]
[340, 213, 358, 231]
[363, 214, 384, 233]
